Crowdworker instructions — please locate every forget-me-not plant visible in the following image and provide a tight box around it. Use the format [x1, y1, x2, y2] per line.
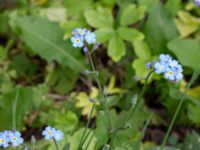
[194, 0, 200, 6]
[42, 126, 64, 141]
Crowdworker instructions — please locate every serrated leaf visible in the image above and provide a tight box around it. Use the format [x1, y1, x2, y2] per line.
[108, 35, 126, 62]
[117, 27, 144, 42]
[144, 3, 179, 54]
[84, 6, 114, 28]
[167, 38, 200, 70]
[95, 28, 115, 42]
[17, 16, 84, 73]
[75, 87, 99, 117]
[120, 4, 146, 26]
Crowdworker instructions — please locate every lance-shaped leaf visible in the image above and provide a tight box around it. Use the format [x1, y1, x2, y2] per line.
[17, 16, 84, 73]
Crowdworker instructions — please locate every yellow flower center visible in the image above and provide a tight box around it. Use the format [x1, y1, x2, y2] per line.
[13, 137, 17, 141]
[47, 131, 51, 135]
[169, 71, 173, 75]
[0, 139, 5, 143]
[75, 39, 80, 43]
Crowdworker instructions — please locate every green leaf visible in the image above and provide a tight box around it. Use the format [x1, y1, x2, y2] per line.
[117, 27, 144, 42]
[138, 0, 158, 10]
[144, 3, 179, 54]
[120, 4, 146, 26]
[0, 87, 33, 130]
[47, 65, 79, 94]
[132, 40, 151, 60]
[168, 39, 200, 70]
[132, 59, 150, 78]
[95, 28, 115, 43]
[84, 6, 114, 28]
[108, 35, 126, 62]
[48, 110, 78, 133]
[165, 0, 181, 16]
[17, 16, 84, 73]
[187, 100, 200, 124]
[174, 11, 200, 38]
[69, 128, 97, 150]
[182, 131, 200, 150]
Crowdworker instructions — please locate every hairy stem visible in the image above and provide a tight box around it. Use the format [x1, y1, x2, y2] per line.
[53, 138, 59, 150]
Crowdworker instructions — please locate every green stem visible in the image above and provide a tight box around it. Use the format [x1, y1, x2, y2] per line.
[86, 51, 112, 129]
[110, 70, 154, 147]
[77, 104, 95, 149]
[84, 132, 95, 150]
[53, 138, 59, 150]
[12, 87, 19, 130]
[113, 70, 154, 133]
[161, 70, 200, 149]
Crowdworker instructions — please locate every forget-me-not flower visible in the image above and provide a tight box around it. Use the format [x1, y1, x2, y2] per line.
[42, 126, 56, 140]
[53, 130, 64, 141]
[0, 134, 9, 148]
[9, 131, 23, 147]
[71, 27, 97, 48]
[85, 31, 96, 44]
[152, 54, 183, 82]
[71, 36, 84, 48]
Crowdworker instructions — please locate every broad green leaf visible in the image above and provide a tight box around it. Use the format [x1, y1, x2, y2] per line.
[137, 0, 158, 10]
[145, 147, 177, 150]
[108, 35, 126, 62]
[64, 0, 94, 18]
[175, 11, 200, 38]
[165, 0, 181, 16]
[17, 16, 84, 73]
[117, 27, 144, 42]
[84, 6, 114, 28]
[69, 128, 97, 150]
[168, 39, 200, 70]
[120, 4, 146, 26]
[46, 65, 79, 94]
[48, 110, 78, 133]
[132, 40, 151, 60]
[0, 87, 33, 130]
[144, 3, 179, 54]
[95, 28, 115, 42]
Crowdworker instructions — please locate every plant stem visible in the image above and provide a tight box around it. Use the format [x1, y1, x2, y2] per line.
[113, 71, 154, 133]
[53, 138, 59, 150]
[161, 69, 200, 150]
[110, 70, 154, 147]
[12, 87, 19, 130]
[77, 104, 95, 149]
[86, 51, 112, 128]
[84, 131, 95, 150]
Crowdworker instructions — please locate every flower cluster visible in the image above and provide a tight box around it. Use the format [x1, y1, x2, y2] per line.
[71, 28, 96, 48]
[194, 0, 200, 7]
[153, 54, 183, 82]
[42, 126, 64, 141]
[0, 130, 23, 148]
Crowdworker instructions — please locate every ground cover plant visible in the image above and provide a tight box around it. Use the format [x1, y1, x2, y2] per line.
[0, 0, 200, 149]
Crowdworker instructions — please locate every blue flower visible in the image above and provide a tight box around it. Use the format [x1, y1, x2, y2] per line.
[71, 28, 97, 48]
[85, 31, 96, 44]
[42, 126, 56, 140]
[194, 0, 200, 6]
[9, 131, 23, 147]
[159, 54, 172, 63]
[72, 28, 87, 37]
[2, 130, 11, 142]
[0, 134, 9, 148]
[154, 62, 168, 74]
[71, 36, 84, 48]
[152, 54, 183, 82]
[53, 130, 64, 141]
